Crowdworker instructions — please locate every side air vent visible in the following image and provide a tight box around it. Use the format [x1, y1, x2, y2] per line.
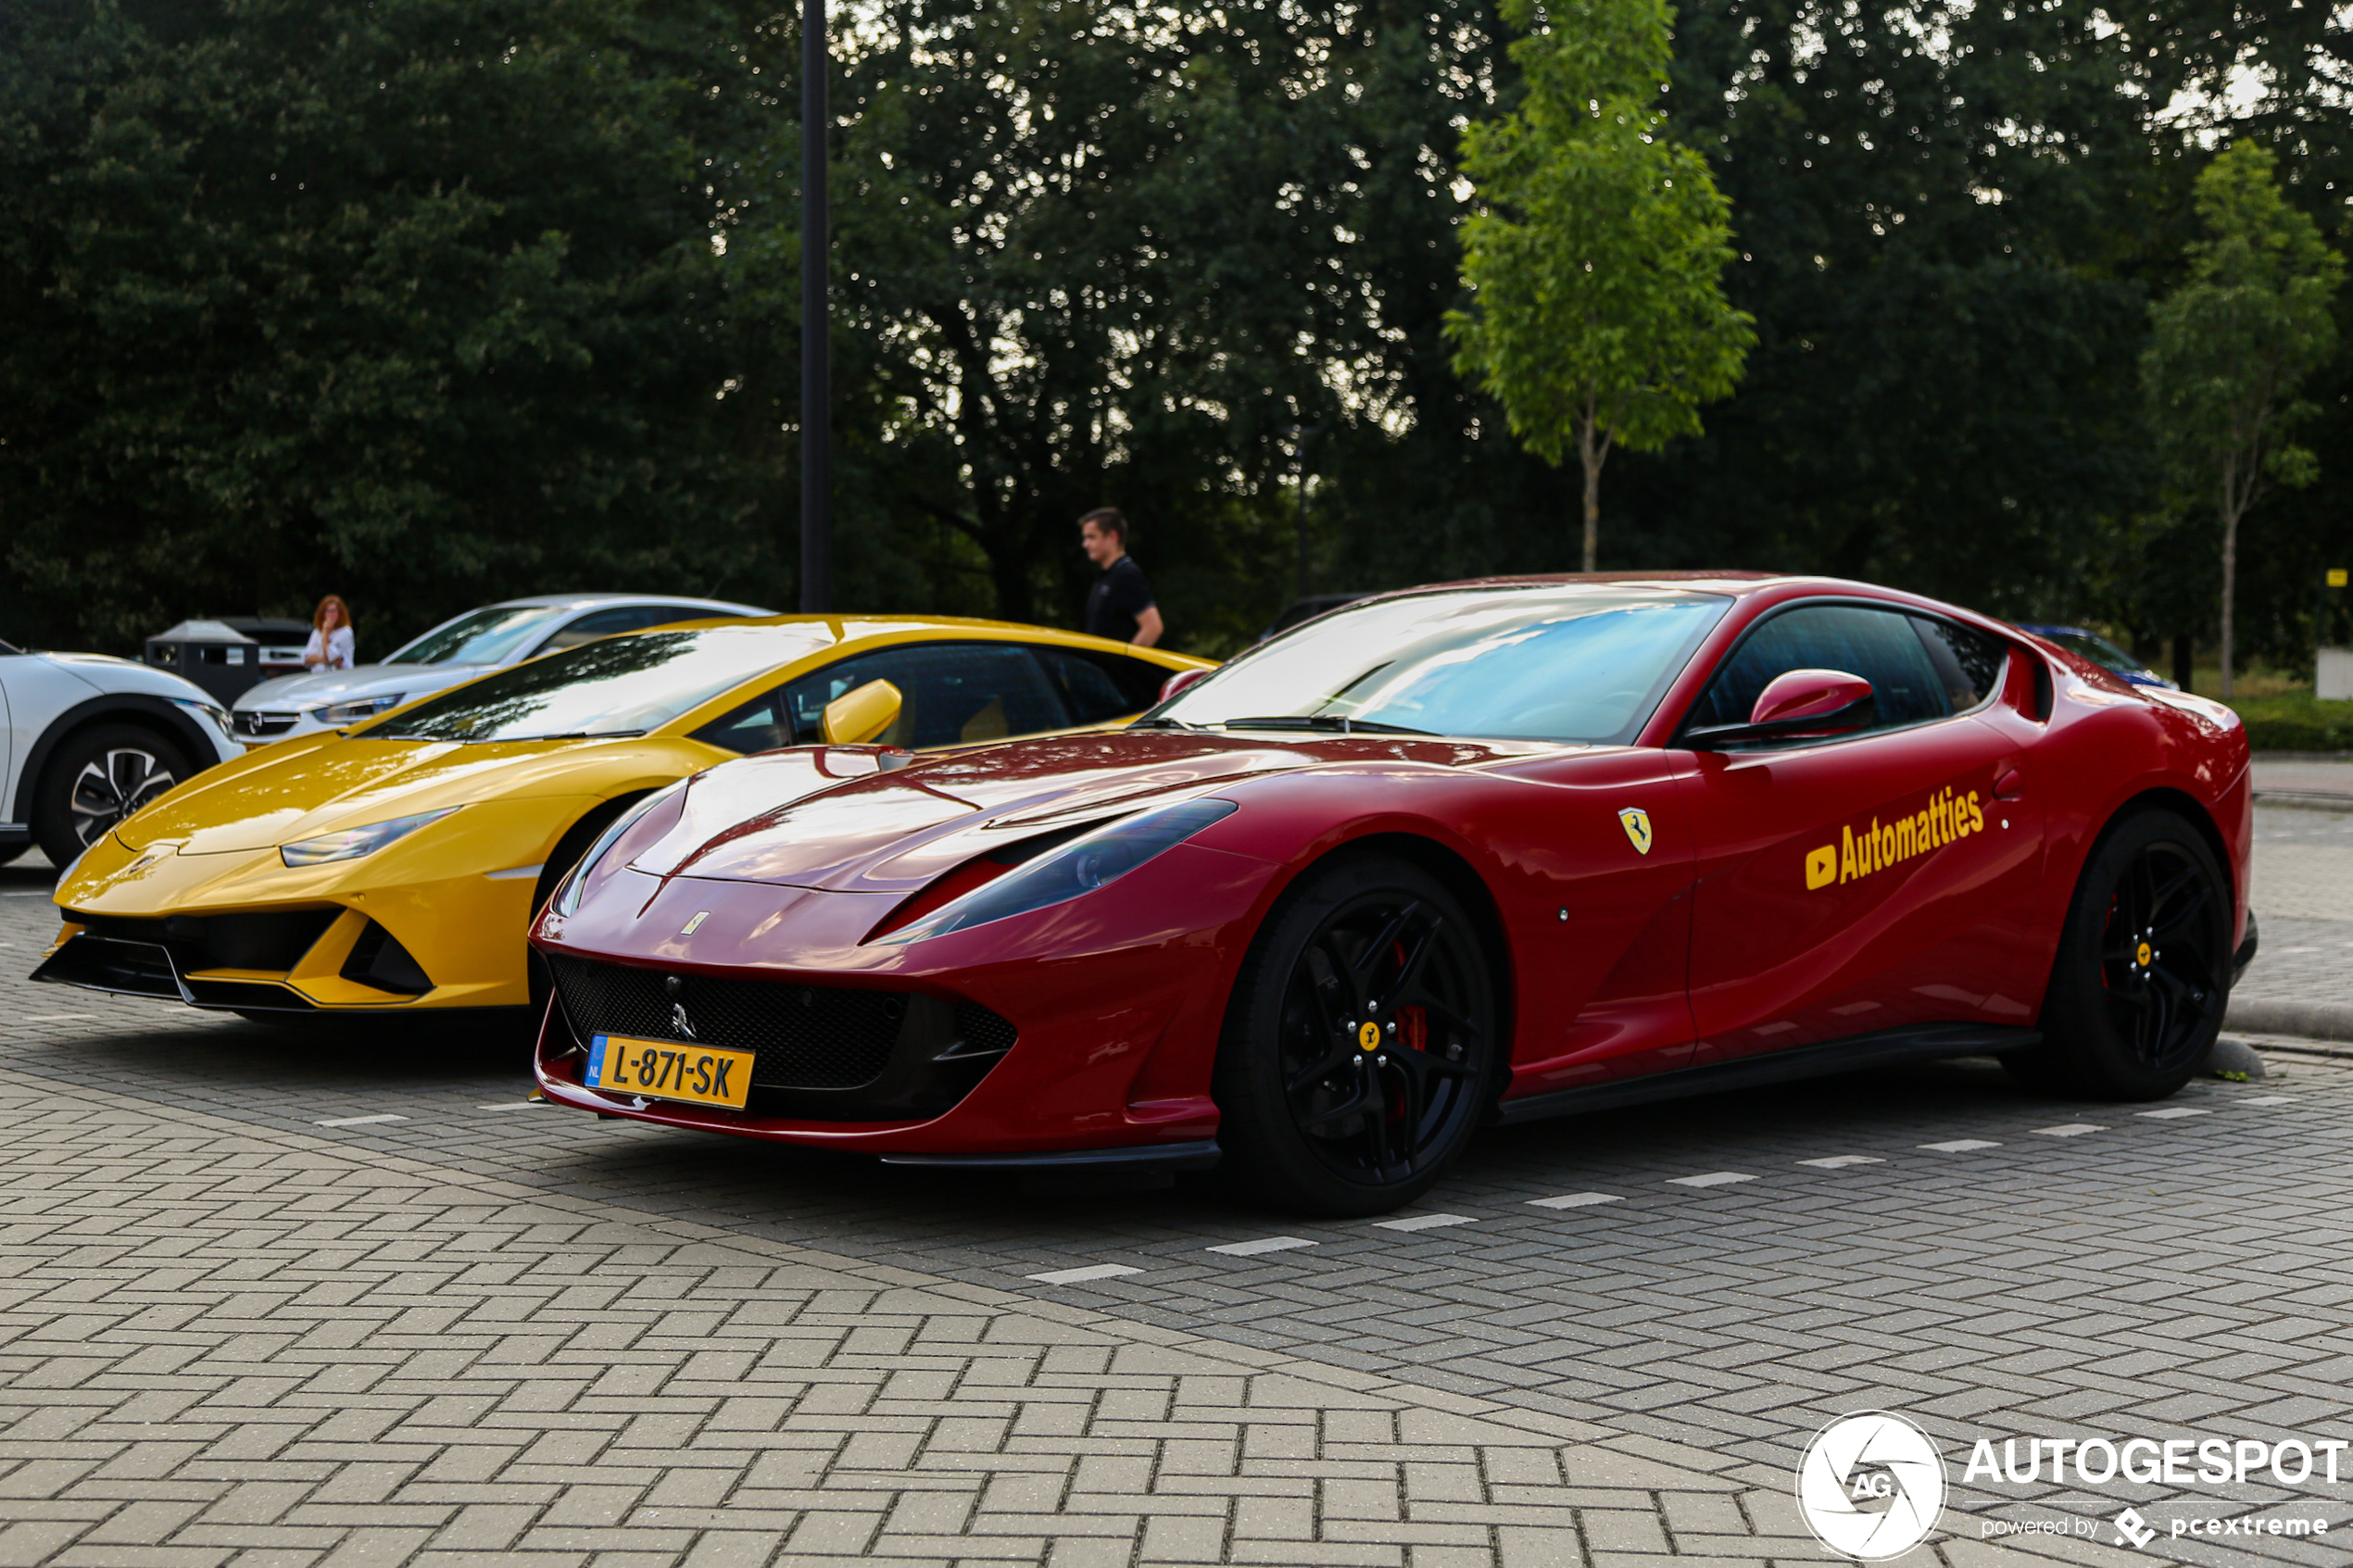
[341, 922, 432, 995]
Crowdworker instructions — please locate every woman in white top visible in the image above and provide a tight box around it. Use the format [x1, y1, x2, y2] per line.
[303, 595, 357, 671]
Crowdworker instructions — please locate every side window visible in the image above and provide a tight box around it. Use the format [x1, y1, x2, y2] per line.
[1031, 646, 1169, 724]
[1689, 604, 1955, 736]
[536, 606, 676, 655]
[690, 689, 795, 755]
[782, 643, 1073, 748]
[1910, 616, 2007, 711]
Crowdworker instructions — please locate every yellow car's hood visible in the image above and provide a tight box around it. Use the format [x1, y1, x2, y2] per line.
[120, 734, 707, 855]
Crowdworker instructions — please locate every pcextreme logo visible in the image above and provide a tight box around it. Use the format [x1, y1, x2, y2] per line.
[1806, 785, 1985, 891]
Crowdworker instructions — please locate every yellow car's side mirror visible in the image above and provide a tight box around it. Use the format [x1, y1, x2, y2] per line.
[822, 679, 903, 746]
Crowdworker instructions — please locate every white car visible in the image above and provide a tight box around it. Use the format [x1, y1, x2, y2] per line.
[230, 592, 774, 746]
[0, 639, 243, 868]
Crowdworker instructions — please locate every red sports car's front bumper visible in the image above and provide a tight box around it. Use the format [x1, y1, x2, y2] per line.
[530, 841, 1283, 1158]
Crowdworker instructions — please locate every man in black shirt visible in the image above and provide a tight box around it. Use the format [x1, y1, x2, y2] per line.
[1079, 508, 1163, 646]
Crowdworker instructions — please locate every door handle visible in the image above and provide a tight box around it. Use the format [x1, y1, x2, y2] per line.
[1994, 769, 2025, 801]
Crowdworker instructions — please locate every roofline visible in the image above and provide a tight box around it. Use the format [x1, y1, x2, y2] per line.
[485, 593, 777, 611]
[644, 612, 1215, 664]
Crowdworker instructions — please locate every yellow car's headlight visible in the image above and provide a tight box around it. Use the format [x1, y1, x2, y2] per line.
[281, 807, 459, 868]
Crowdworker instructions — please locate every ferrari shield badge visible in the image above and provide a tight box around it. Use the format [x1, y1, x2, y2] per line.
[1617, 807, 1654, 856]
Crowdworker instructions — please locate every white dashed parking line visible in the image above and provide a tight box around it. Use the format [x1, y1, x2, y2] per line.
[2137, 1107, 2210, 1120]
[315, 1114, 407, 1128]
[1206, 1236, 1316, 1256]
[1374, 1212, 1478, 1232]
[2033, 1123, 2106, 1137]
[1527, 1192, 1624, 1209]
[1797, 1156, 1883, 1168]
[1920, 1139, 2001, 1152]
[1027, 1263, 1141, 1285]
[2241, 1096, 2294, 1106]
[1667, 1173, 1755, 1187]
[477, 1102, 543, 1111]
[23, 1014, 95, 1022]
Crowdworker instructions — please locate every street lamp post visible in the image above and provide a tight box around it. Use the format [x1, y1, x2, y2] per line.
[799, 0, 831, 614]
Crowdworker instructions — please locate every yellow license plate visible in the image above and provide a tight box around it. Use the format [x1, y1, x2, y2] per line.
[585, 1035, 755, 1110]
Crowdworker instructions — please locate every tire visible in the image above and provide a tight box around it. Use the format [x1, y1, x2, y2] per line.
[1212, 852, 1500, 1215]
[523, 794, 648, 1022]
[2006, 808, 2232, 1100]
[0, 845, 24, 869]
[32, 724, 194, 870]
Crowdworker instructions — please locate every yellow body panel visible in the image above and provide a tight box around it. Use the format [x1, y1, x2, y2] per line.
[47, 615, 1209, 1012]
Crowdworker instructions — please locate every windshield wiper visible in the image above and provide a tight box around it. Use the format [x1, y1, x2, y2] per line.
[1129, 716, 1196, 730]
[377, 729, 647, 743]
[504, 730, 648, 742]
[1217, 715, 1435, 736]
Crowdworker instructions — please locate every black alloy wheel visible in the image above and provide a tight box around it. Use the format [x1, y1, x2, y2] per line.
[2097, 839, 2226, 1073]
[2005, 808, 2229, 1100]
[1214, 854, 1498, 1214]
[33, 725, 193, 869]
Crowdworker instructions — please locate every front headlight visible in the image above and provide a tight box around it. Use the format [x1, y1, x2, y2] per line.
[168, 696, 233, 733]
[551, 783, 687, 919]
[883, 799, 1238, 945]
[316, 693, 406, 725]
[281, 807, 459, 867]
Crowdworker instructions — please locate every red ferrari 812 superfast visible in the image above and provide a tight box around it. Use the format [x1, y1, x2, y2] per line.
[528, 574, 2256, 1213]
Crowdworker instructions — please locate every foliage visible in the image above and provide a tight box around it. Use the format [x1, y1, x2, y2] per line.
[2142, 141, 2345, 695]
[2221, 688, 2353, 754]
[0, 0, 778, 652]
[1447, 0, 1753, 571]
[5, 0, 2353, 668]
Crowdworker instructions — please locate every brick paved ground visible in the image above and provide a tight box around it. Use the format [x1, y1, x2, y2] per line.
[2233, 805, 2353, 1013]
[3, 807, 2351, 1566]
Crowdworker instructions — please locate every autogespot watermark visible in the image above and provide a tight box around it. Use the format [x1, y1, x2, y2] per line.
[1793, 1414, 2341, 1558]
[1795, 1412, 1947, 1560]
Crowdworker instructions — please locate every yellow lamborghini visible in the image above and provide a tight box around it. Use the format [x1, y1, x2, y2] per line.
[35, 616, 1208, 1017]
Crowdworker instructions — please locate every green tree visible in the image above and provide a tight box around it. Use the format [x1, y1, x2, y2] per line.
[0, 0, 773, 651]
[1445, 0, 1753, 572]
[2143, 140, 2345, 696]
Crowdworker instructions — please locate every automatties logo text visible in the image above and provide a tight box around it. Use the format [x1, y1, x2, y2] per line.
[1806, 786, 1984, 890]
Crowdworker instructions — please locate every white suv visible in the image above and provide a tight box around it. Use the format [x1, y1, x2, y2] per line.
[230, 592, 773, 746]
[0, 638, 242, 868]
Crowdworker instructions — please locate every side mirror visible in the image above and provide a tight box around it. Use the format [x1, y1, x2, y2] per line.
[821, 679, 904, 746]
[1687, 669, 1875, 749]
[1156, 667, 1212, 705]
[1750, 669, 1876, 727]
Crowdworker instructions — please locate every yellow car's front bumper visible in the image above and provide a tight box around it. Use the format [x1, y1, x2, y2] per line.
[38, 794, 597, 1012]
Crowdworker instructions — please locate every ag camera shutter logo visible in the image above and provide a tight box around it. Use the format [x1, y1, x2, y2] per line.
[1796, 1411, 1947, 1560]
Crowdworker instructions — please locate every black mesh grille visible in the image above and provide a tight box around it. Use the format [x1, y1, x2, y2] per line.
[953, 1002, 1018, 1058]
[547, 955, 1017, 1092]
[68, 908, 338, 973]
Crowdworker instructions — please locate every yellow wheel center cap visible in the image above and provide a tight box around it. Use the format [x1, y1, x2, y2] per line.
[1358, 1021, 1381, 1052]
[2136, 941, 2152, 968]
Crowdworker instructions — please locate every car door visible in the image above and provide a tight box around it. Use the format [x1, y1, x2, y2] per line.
[1669, 601, 2045, 1064]
[0, 657, 15, 822]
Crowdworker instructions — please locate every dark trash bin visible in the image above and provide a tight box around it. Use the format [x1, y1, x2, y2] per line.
[144, 619, 290, 705]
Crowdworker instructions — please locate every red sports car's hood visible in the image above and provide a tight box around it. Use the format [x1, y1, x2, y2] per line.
[626, 730, 1537, 896]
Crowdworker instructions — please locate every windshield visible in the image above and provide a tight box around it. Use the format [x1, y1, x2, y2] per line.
[1153, 586, 1730, 744]
[2048, 631, 2143, 676]
[384, 604, 572, 666]
[367, 625, 831, 743]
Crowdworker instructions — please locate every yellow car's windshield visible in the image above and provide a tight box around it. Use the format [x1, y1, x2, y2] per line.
[365, 625, 832, 744]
